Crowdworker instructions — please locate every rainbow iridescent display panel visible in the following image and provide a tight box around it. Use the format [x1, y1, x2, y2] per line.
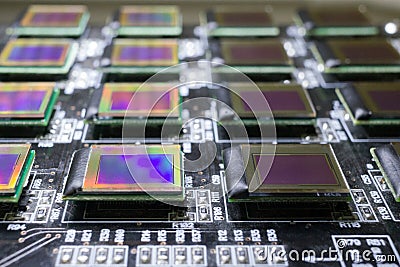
[15, 5, 89, 36]
[0, 144, 31, 194]
[0, 83, 54, 119]
[119, 6, 179, 27]
[0, 39, 71, 67]
[83, 145, 182, 194]
[20, 5, 87, 27]
[111, 39, 179, 67]
[118, 6, 181, 36]
[98, 83, 180, 118]
[229, 83, 316, 119]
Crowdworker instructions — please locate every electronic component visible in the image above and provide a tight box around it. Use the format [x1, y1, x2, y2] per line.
[0, 38, 78, 74]
[63, 144, 184, 202]
[105, 38, 179, 74]
[56, 246, 128, 266]
[174, 247, 188, 265]
[336, 82, 400, 125]
[213, 39, 293, 75]
[204, 8, 279, 37]
[138, 247, 152, 265]
[216, 245, 287, 266]
[85, 82, 183, 140]
[0, 82, 59, 126]
[223, 144, 349, 202]
[0, 144, 34, 203]
[219, 82, 316, 122]
[137, 246, 206, 266]
[235, 247, 250, 265]
[215, 82, 317, 139]
[218, 246, 232, 265]
[252, 245, 287, 265]
[312, 38, 400, 74]
[118, 5, 182, 36]
[157, 247, 170, 264]
[371, 143, 400, 202]
[192, 247, 206, 265]
[295, 8, 378, 36]
[88, 82, 180, 125]
[111, 39, 179, 66]
[13, 5, 89, 36]
[220, 39, 288, 66]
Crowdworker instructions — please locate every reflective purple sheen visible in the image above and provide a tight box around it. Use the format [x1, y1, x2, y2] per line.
[367, 90, 400, 111]
[254, 154, 338, 185]
[0, 91, 46, 111]
[240, 91, 306, 112]
[0, 154, 18, 185]
[31, 12, 79, 24]
[110, 91, 171, 111]
[118, 46, 172, 61]
[8, 45, 64, 61]
[97, 154, 174, 185]
[127, 13, 172, 25]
